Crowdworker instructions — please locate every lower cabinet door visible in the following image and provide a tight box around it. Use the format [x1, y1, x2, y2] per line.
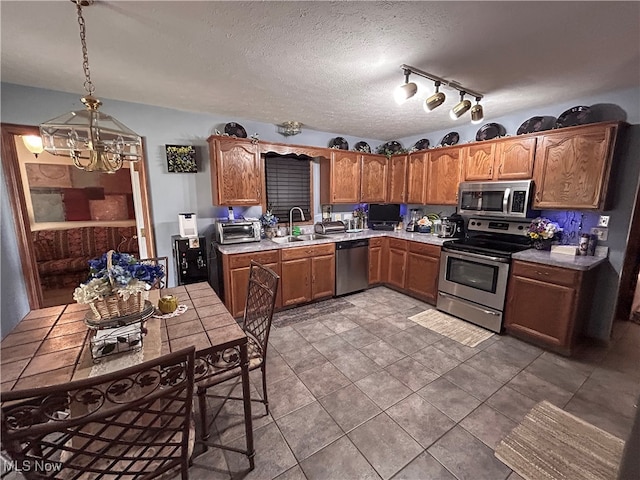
[369, 246, 382, 285]
[405, 252, 439, 304]
[387, 248, 407, 289]
[312, 254, 335, 300]
[281, 259, 311, 306]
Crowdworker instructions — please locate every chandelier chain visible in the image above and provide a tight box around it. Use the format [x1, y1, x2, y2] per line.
[76, 1, 94, 95]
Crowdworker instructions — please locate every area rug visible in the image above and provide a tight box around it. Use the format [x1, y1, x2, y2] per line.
[495, 400, 625, 480]
[272, 297, 353, 328]
[408, 309, 494, 347]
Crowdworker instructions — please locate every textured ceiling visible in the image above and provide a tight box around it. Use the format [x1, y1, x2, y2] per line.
[1, 1, 639, 141]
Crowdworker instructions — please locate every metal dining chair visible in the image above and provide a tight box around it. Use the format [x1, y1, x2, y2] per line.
[139, 256, 168, 294]
[196, 261, 279, 444]
[0, 347, 195, 480]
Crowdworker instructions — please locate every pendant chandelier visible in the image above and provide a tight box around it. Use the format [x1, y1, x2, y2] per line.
[39, 0, 142, 173]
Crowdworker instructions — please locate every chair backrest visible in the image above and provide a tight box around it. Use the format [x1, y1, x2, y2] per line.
[139, 256, 168, 294]
[243, 261, 280, 360]
[1, 347, 195, 480]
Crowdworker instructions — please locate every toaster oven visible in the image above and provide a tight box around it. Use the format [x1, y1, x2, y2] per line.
[214, 219, 261, 244]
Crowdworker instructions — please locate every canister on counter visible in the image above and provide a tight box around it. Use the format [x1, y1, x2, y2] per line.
[588, 234, 598, 256]
[578, 234, 590, 256]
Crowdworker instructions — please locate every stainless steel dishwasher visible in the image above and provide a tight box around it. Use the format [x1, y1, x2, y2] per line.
[335, 239, 369, 296]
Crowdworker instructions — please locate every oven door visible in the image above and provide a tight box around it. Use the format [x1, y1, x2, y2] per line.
[438, 249, 510, 311]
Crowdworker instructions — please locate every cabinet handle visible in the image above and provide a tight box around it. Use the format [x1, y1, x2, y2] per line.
[536, 271, 549, 276]
[499, 163, 503, 174]
[488, 166, 493, 177]
[535, 191, 541, 202]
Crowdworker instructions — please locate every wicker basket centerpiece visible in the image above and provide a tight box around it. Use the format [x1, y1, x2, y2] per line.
[74, 250, 165, 323]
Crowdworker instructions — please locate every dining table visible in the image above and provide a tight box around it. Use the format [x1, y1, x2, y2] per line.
[0, 281, 255, 469]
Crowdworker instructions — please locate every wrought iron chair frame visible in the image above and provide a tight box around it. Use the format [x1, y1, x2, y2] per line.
[195, 261, 279, 453]
[1, 347, 195, 480]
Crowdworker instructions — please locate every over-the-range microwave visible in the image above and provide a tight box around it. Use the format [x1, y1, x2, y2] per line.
[458, 180, 536, 219]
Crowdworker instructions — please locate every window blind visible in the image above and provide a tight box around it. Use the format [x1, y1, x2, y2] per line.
[265, 156, 311, 222]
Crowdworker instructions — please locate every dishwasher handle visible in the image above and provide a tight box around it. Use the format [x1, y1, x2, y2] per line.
[336, 239, 369, 250]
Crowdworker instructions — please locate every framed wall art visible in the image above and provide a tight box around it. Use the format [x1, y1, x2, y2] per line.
[166, 145, 197, 173]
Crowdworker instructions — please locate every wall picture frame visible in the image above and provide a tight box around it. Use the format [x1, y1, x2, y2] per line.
[166, 145, 197, 173]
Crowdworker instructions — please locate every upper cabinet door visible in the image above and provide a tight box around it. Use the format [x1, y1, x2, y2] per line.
[462, 143, 496, 181]
[406, 152, 427, 204]
[210, 137, 263, 205]
[532, 123, 619, 210]
[387, 155, 407, 203]
[330, 150, 361, 203]
[426, 147, 462, 205]
[360, 154, 388, 203]
[495, 137, 536, 180]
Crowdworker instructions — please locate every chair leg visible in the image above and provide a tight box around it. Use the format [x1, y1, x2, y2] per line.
[261, 364, 269, 415]
[197, 387, 210, 442]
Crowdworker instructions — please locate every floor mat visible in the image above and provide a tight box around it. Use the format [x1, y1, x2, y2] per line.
[495, 400, 625, 480]
[272, 297, 354, 328]
[408, 309, 494, 347]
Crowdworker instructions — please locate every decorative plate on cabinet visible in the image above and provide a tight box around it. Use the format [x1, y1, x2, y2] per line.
[440, 132, 459, 146]
[354, 141, 371, 153]
[413, 138, 430, 151]
[555, 106, 593, 128]
[475, 123, 506, 141]
[329, 137, 349, 150]
[376, 141, 404, 155]
[517, 116, 557, 135]
[224, 122, 247, 138]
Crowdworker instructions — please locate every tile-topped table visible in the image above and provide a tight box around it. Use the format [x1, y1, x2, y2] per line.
[0, 282, 255, 468]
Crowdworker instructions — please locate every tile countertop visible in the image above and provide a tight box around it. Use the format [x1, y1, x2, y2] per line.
[216, 229, 608, 271]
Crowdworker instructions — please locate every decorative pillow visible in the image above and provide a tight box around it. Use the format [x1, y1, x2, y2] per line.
[33, 239, 54, 262]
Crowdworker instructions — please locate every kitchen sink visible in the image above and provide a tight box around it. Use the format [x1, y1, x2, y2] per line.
[270, 236, 303, 244]
[296, 233, 331, 241]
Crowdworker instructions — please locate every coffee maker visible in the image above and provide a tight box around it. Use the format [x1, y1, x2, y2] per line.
[439, 214, 465, 238]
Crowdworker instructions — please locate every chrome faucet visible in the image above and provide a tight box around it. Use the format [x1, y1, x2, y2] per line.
[289, 207, 305, 235]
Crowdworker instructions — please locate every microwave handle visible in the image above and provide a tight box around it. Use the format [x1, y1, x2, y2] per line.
[503, 188, 511, 214]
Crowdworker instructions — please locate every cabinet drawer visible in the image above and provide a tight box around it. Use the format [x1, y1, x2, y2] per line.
[227, 250, 279, 269]
[512, 261, 579, 287]
[388, 238, 407, 251]
[281, 243, 335, 261]
[408, 241, 440, 257]
[369, 237, 384, 248]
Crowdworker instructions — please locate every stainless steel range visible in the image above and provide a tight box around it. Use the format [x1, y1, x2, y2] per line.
[437, 217, 531, 333]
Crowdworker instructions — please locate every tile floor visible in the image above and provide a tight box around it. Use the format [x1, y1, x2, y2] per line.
[184, 286, 640, 480]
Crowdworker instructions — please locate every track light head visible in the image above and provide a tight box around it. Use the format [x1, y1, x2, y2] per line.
[470, 98, 484, 124]
[394, 69, 418, 104]
[450, 91, 471, 120]
[423, 81, 446, 112]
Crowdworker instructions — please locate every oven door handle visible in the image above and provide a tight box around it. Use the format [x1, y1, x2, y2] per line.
[442, 248, 510, 264]
[503, 187, 511, 214]
[438, 292, 501, 316]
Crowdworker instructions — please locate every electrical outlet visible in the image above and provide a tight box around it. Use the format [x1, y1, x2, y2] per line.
[598, 215, 610, 227]
[591, 227, 608, 241]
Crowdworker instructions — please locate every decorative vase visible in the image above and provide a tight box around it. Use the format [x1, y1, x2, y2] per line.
[533, 239, 552, 251]
[265, 227, 276, 239]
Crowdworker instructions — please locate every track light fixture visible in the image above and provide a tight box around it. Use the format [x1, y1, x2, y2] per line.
[424, 81, 446, 112]
[394, 69, 418, 105]
[397, 64, 484, 122]
[470, 97, 484, 124]
[450, 91, 472, 120]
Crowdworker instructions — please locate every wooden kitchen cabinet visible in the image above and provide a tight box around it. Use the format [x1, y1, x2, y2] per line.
[504, 260, 597, 355]
[209, 136, 263, 205]
[425, 146, 462, 205]
[368, 237, 383, 285]
[405, 242, 440, 304]
[386, 238, 407, 289]
[360, 154, 388, 203]
[280, 243, 335, 306]
[462, 137, 535, 181]
[222, 250, 280, 317]
[532, 122, 620, 210]
[406, 152, 427, 204]
[387, 155, 407, 203]
[320, 150, 361, 204]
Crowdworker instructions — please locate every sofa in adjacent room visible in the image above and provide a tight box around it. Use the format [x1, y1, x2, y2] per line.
[32, 226, 139, 289]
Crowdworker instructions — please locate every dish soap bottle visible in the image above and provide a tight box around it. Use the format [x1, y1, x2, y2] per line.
[228, 206, 235, 221]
